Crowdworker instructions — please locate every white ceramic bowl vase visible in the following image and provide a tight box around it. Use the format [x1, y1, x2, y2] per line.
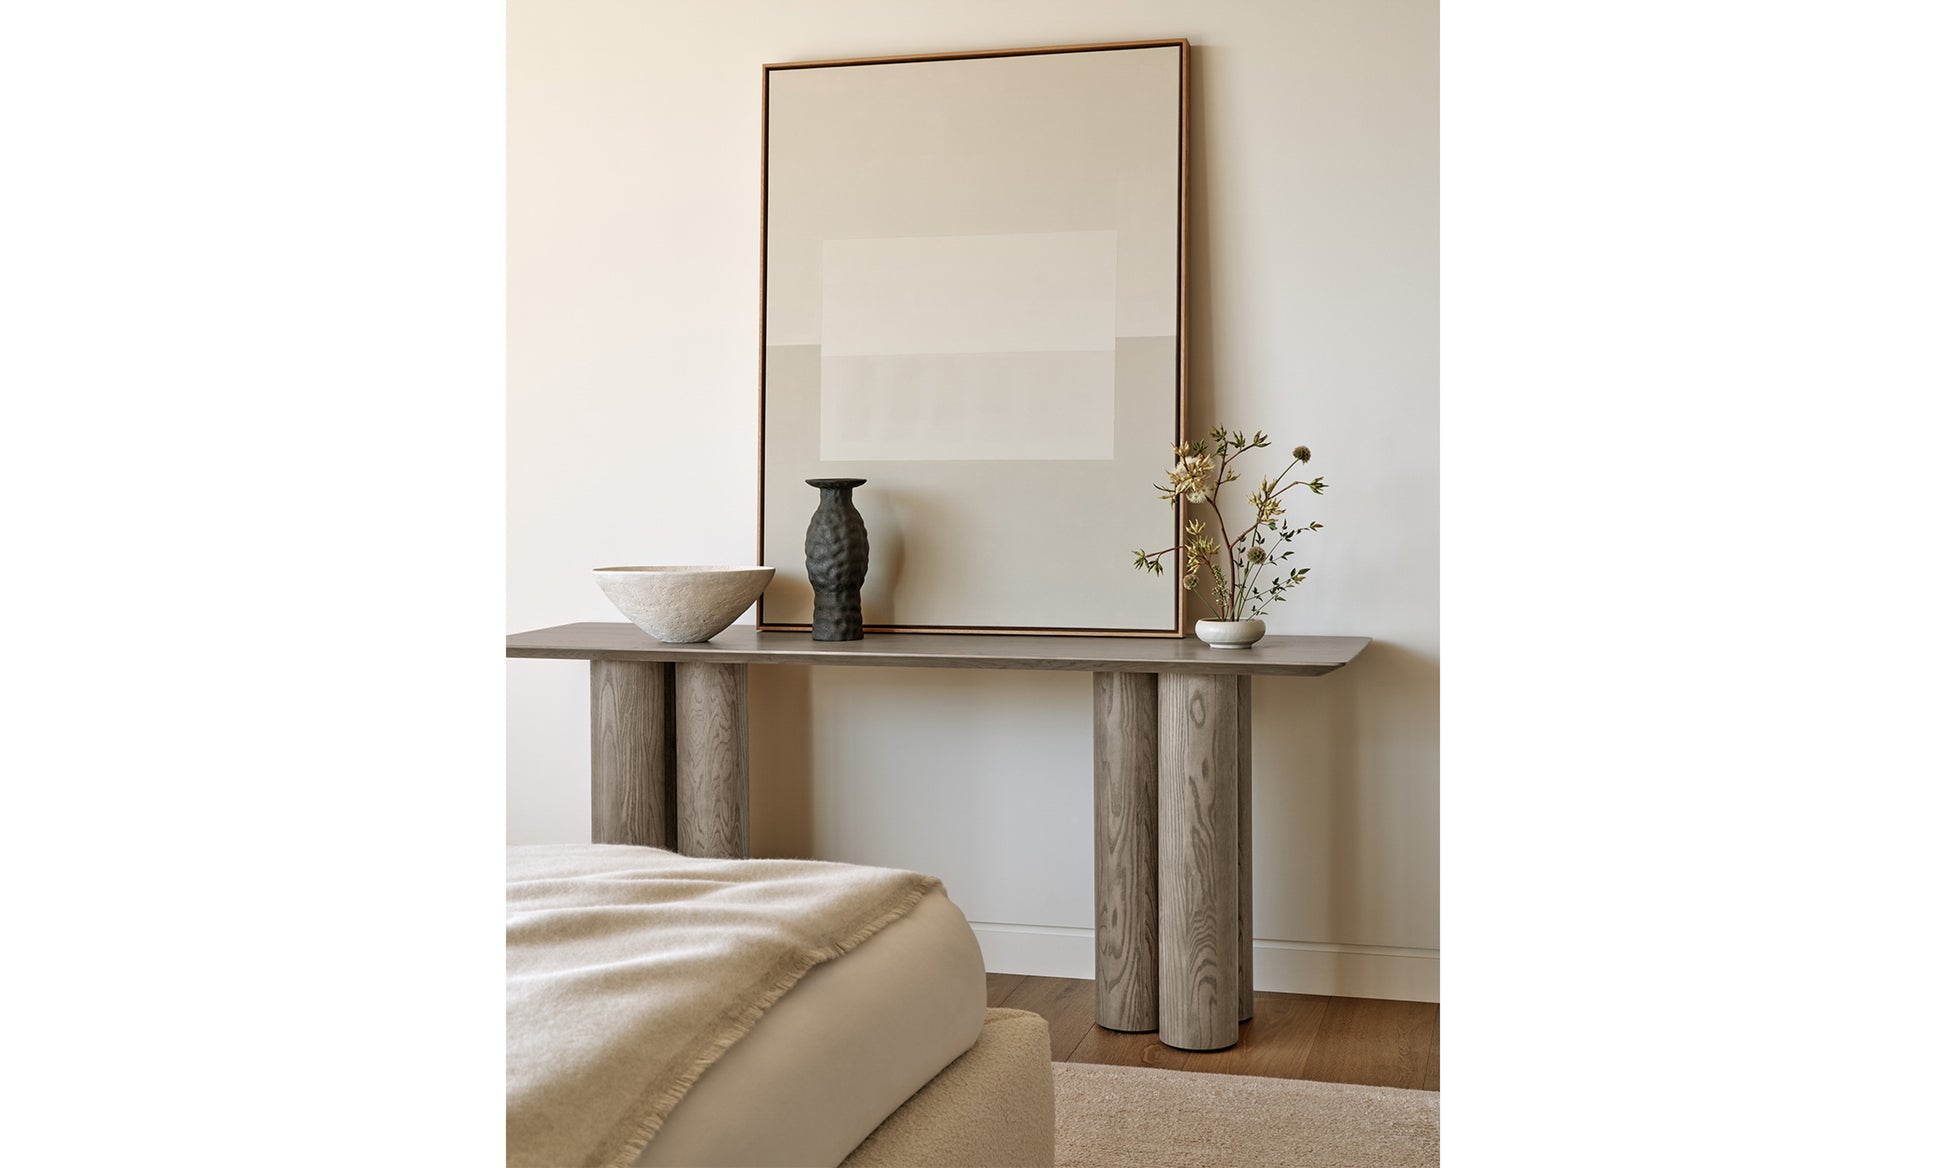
[593, 566, 776, 644]
[1195, 618, 1267, 649]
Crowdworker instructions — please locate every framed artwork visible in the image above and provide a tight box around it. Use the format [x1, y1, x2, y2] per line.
[757, 39, 1188, 635]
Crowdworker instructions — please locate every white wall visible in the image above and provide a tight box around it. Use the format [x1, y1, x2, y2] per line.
[509, 0, 1438, 1001]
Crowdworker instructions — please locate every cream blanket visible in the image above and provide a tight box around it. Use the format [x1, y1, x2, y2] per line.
[507, 844, 940, 1168]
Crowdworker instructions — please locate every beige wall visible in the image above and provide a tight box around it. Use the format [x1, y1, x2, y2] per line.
[509, 0, 1438, 999]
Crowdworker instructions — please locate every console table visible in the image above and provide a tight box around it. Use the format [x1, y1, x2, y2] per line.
[507, 622, 1369, 1050]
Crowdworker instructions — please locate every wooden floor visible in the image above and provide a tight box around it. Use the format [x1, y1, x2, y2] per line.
[987, 974, 1439, 1092]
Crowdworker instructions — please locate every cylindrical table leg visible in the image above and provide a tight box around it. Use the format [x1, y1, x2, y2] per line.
[1237, 674, 1253, 1023]
[1094, 672, 1159, 1032]
[590, 661, 675, 847]
[1158, 672, 1240, 1051]
[675, 661, 750, 858]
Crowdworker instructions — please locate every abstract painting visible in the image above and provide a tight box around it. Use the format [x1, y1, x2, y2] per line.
[759, 40, 1188, 634]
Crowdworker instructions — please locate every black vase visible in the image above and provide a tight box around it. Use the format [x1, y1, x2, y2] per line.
[804, 478, 869, 640]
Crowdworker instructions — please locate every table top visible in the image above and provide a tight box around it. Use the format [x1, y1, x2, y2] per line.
[506, 623, 1371, 677]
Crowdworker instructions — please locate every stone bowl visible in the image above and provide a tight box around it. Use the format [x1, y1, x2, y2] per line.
[593, 566, 775, 644]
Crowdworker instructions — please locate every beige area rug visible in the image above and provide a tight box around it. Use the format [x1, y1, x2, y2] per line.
[1053, 1063, 1438, 1168]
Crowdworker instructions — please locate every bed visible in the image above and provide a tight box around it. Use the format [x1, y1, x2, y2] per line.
[507, 844, 1055, 1167]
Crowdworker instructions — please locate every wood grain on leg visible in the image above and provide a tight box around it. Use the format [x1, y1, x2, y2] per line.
[590, 661, 675, 847]
[1158, 672, 1240, 1051]
[1237, 673, 1253, 1023]
[674, 661, 749, 858]
[1093, 671, 1159, 1032]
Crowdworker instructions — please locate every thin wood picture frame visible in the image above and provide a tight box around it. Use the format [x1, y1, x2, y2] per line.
[757, 39, 1189, 636]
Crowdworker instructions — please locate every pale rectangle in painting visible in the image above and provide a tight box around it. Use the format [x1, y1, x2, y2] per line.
[820, 350, 1114, 461]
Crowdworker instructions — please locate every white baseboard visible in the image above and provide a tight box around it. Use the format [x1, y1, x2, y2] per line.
[968, 922, 1097, 981]
[969, 922, 1439, 1003]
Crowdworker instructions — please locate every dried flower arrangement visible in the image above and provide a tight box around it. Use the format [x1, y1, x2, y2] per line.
[1133, 427, 1327, 622]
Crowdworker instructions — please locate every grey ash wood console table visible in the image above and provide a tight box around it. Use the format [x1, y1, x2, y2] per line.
[506, 622, 1369, 1051]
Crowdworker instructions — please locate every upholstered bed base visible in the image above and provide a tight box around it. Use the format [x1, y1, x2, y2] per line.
[839, 1008, 1056, 1168]
[508, 845, 1054, 1168]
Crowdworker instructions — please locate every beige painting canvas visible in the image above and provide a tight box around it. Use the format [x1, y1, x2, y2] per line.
[760, 42, 1186, 634]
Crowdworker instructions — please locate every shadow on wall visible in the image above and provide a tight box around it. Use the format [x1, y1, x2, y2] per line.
[1252, 638, 1440, 952]
[856, 491, 905, 627]
[1185, 43, 1216, 433]
[749, 663, 815, 857]
[745, 635, 1439, 959]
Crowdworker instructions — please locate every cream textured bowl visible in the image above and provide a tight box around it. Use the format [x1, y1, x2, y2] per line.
[593, 566, 776, 644]
[1195, 618, 1267, 649]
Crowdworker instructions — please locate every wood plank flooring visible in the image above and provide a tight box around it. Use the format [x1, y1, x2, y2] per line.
[988, 973, 1439, 1091]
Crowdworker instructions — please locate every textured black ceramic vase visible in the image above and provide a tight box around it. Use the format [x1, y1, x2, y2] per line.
[804, 478, 869, 641]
